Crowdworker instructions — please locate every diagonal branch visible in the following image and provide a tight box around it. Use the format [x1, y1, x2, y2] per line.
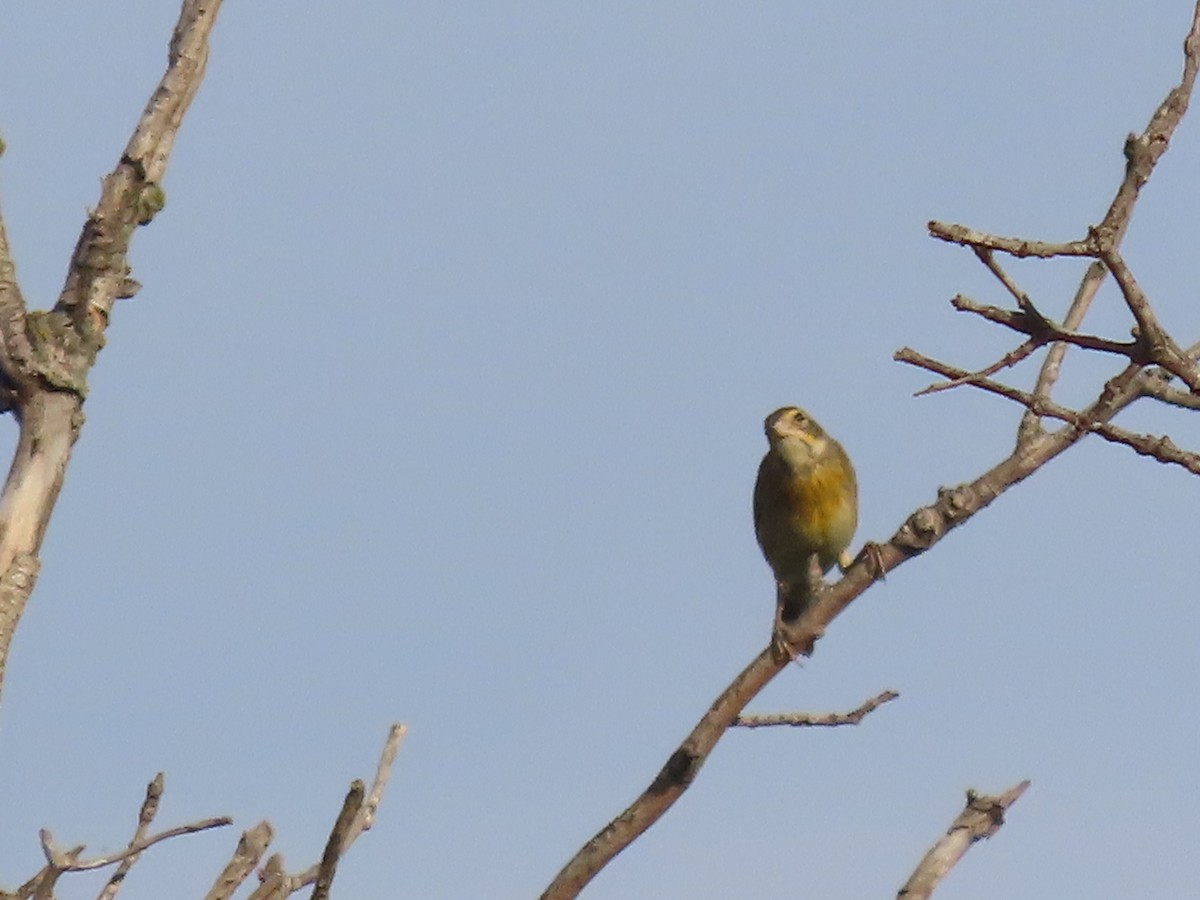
[56, 0, 221, 325]
[1097, 246, 1200, 391]
[96, 772, 165, 899]
[897, 781, 1030, 900]
[540, 360, 1156, 900]
[1094, 6, 1200, 243]
[970, 247, 1042, 317]
[1019, 259, 1111, 445]
[1140, 375, 1200, 409]
[311, 781, 365, 900]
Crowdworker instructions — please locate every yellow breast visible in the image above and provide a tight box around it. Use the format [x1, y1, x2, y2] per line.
[787, 456, 857, 558]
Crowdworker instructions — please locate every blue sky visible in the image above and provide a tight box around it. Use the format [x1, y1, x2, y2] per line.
[0, 2, 1198, 897]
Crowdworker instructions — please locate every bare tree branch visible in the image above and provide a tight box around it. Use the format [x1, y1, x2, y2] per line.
[538, 6, 1200, 898]
[937, 6, 1200, 447]
[896, 781, 1030, 900]
[0, 0, 224, 703]
[896, 348, 1200, 475]
[351, 722, 406, 837]
[732, 690, 899, 728]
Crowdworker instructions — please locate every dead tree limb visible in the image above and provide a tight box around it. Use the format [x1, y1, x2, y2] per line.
[896, 781, 1030, 900]
[0, 0, 225, 702]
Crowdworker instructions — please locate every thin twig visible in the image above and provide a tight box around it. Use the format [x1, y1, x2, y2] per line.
[971, 248, 1042, 317]
[350, 723, 406, 839]
[897, 348, 1200, 475]
[733, 690, 899, 728]
[40, 818, 232, 873]
[950, 295, 1137, 357]
[915, 337, 1039, 397]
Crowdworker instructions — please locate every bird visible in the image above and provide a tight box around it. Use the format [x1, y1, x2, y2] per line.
[753, 406, 858, 621]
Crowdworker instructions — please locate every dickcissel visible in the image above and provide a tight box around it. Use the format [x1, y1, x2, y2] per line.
[753, 406, 858, 619]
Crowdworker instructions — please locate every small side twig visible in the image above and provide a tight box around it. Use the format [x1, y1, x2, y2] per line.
[1140, 376, 1200, 410]
[896, 348, 1200, 475]
[40, 817, 231, 874]
[927, 222, 1091, 258]
[949, 295, 1137, 358]
[897, 781, 1030, 900]
[970, 248, 1042, 317]
[732, 689, 899, 728]
[915, 337, 1039, 397]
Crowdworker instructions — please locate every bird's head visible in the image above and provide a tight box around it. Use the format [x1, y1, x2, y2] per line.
[763, 406, 830, 466]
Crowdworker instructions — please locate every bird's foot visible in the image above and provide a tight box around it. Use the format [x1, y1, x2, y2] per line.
[839, 542, 887, 583]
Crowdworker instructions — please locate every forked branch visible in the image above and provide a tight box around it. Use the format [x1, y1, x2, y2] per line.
[0, 0, 225, 703]
[0, 774, 230, 900]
